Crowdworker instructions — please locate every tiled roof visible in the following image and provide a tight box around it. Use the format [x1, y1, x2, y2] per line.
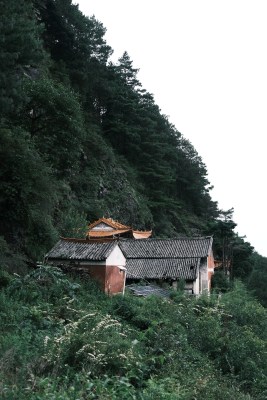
[45, 239, 117, 261]
[88, 229, 131, 238]
[126, 258, 199, 280]
[88, 217, 131, 230]
[87, 218, 152, 239]
[132, 230, 152, 239]
[119, 237, 213, 259]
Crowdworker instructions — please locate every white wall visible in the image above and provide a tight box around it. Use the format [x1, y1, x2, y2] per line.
[106, 245, 126, 267]
[193, 264, 200, 295]
[199, 258, 208, 294]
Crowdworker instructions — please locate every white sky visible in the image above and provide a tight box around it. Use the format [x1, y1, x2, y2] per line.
[76, 0, 267, 257]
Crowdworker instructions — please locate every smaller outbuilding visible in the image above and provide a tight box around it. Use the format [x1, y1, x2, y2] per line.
[45, 238, 126, 295]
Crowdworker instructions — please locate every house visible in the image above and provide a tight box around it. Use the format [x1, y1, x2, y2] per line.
[45, 238, 126, 295]
[87, 217, 152, 240]
[119, 236, 215, 295]
[45, 236, 215, 296]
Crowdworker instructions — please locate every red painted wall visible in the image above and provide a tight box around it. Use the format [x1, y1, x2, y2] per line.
[83, 265, 106, 291]
[207, 254, 215, 291]
[80, 264, 125, 295]
[105, 266, 125, 295]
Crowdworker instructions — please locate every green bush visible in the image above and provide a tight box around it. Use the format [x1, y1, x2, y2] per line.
[0, 270, 266, 399]
[0, 268, 13, 289]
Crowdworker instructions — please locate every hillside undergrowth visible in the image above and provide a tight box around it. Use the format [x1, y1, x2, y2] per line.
[0, 266, 266, 399]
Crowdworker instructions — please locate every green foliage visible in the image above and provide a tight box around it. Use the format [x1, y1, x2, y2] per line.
[21, 77, 85, 179]
[247, 254, 267, 306]
[206, 209, 256, 281]
[0, 0, 265, 363]
[56, 208, 88, 238]
[0, 268, 13, 289]
[0, 237, 28, 275]
[45, 311, 138, 377]
[0, 125, 57, 259]
[0, 0, 46, 116]
[1, 1, 266, 397]
[2, 0, 258, 282]
[1, 272, 265, 399]
[211, 270, 231, 292]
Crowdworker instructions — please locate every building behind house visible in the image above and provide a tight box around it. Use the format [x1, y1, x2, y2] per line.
[87, 217, 152, 240]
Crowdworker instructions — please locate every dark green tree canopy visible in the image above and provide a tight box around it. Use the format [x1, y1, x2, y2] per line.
[0, 0, 46, 115]
[0, 0, 263, 289]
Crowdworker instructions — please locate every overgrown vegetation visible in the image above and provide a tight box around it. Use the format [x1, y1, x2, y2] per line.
[0, 266, 266, 399]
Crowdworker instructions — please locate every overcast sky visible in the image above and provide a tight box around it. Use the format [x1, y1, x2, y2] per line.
[76, 0, 267, 257]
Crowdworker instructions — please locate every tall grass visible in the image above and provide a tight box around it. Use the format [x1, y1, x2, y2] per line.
[0, 266, 266, 399]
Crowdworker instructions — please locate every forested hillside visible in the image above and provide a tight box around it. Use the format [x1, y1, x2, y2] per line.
[1, 0, 265, 282]
[1, 1, 267, 398]
[1, 0, 217, 249]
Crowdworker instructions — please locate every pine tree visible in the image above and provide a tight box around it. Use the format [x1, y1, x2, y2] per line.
[0, 0, 45, 116]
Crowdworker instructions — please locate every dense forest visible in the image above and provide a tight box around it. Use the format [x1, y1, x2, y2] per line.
[1, 0, 267, 398]
[1, 0, 266, 287]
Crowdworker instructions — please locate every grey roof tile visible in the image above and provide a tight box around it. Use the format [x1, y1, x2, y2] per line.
[119, 237, 212, 259]
[126, 258, 199, 280]
[46, 239, 117, 261]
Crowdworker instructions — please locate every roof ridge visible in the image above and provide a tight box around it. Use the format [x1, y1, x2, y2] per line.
[88, 217, 131, 230]
[60, 237, 117, 244]
[132, 229, 152, 233]
[119, 236, 212, 241]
